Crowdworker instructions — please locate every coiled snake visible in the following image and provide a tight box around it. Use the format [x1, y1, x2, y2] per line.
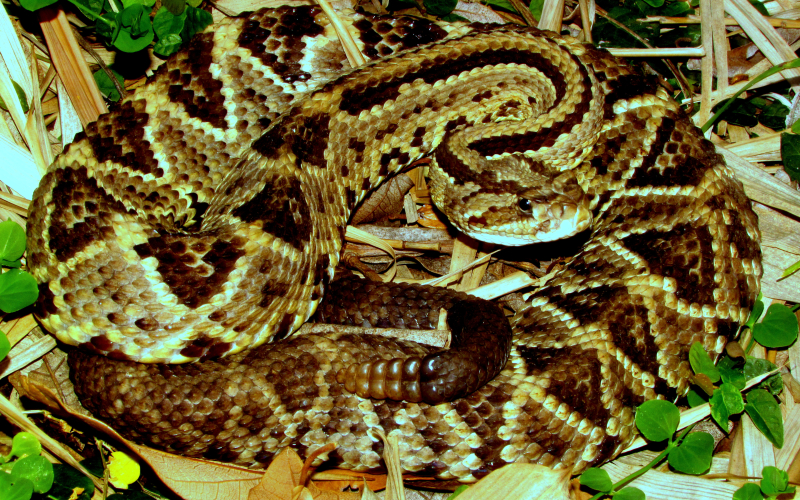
[26, 6, 762, 482]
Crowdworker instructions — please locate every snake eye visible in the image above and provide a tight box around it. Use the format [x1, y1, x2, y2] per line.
[518, 197, 532, 214]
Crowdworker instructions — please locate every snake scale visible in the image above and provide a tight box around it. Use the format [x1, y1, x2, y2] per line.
[26, 6, 762, 482]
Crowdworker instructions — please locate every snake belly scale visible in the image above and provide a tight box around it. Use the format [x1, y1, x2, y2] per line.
[26, 6, 761, 482]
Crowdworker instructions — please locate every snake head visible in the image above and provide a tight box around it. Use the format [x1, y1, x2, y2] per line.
[430, 154, 592, 246]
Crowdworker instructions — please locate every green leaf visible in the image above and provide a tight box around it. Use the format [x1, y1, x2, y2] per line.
[689, 342, 720, 382]
[18, 0, 59, 11]
[70, 0, 104, 20]
[668, 432, 714, 474]
[743, 357, 783, 395]
[640, 0, 664, 7]
[760, 466, 794, 496]
[10, 455, 54, 494]
[635, 400, 680, 442]
[749, 0, 769, 15]
[152, 7, 185, 39]
[718, 355, 747, 390]
[180, 6, 212, 42]
[782, 258, 800, 279]
[0, 330, 9, 362]
[423, 0, 457, 17]
[0, 269, 39, 313]
[528, 0, 544, 20]
[9, 433, 41, 460]
[716, 99, 759, 127]
[614, 487, 646, 500]
[579, 467, 612, 492]
[745, 295, 765, 329]
[446, 485, 470, 499]
[0, 220, 26, 263]
[0, 80, 30, 114]
[0, 473, 34, 500]
[114, 5, 154, 52]
[93, 69, 125, 102]
[687, 388, 708, 407]
[745, 389, 784, 448]
[162, 0, 186, 14]
[95, 13, 120, 42]
[760, 102, 789, 129]
[733, 482, 764, 500]
[153, 34, 183, 57]
[710, 383, 744, 429]
[45, 464, 96, 500]
[752, 303, 798, 348]
[781, 133, 800, 183]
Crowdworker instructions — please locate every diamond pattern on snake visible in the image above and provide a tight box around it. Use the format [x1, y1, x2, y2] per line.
[26, 6, 761, 482]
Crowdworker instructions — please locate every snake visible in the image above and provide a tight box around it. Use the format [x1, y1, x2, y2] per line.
[25, 6, 762, 482]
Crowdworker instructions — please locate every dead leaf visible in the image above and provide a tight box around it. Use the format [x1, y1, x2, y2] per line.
[351, 174, 414, 225]
[416, 205, 447, 229]
[452, 0, 506, 23]
[248, 448, 361, 500]
[454, 464, 571, 500]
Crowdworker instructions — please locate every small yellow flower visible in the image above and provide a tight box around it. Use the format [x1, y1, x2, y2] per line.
[107, 451, 140, 489]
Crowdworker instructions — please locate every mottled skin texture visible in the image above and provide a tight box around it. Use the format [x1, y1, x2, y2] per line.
[29, 7, 761, 482]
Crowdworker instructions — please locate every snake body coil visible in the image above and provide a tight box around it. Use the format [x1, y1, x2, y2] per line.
[27, 7, 761, 481]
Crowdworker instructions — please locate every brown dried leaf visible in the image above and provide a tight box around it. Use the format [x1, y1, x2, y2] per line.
[248, 448, 361, 500]
[452, 0, 506, 23]
[455, 464, 571, 500]
[416, 205, 447, 229]
[351, 174, 414, 225]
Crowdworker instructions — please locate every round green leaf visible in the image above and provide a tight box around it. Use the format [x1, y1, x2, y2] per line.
[668, 432, 714, 474]
[710, 382, 744, 429]
[733, 482, 764, 500]
[0, 330, 9, 362]
[752, 303, 798, 348]
[761, 466, 791, 496]
[744, 296, 765, 329]
[154, 34, 183, 57]
[10, 433, 41, 460]
[162, 0, 186, 14]
[745, 389, 784, 449]
[0, 269, 39, 313]
[10, 455, 54, 493]
[689, 342, 720, 382]
[114, 6, 154, 52]
[93, 69, 125, 102]
[152, 7, 185, 39]
[687, 388, 708, 408]
[579, 467, 612, 493]
[0, 220, 26, 263]
[0, 473, 34, 500]
[614, 487, 646, 500]
[635, 400, 680, 442]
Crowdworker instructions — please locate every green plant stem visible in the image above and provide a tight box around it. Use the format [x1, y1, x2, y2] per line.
[67, 0, 111, 24]
[701, 58, 800, 134]
[587, 427, 694, 500]
[745, 335, 756, 356]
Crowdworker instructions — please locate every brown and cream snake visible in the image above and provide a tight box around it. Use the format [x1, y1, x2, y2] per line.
[26, 6, 762, 482]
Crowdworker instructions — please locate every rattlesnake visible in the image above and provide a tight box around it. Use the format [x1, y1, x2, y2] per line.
[26, 6, 761, 482]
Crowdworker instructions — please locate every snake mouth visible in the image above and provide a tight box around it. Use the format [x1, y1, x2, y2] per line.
[464, 202, 592, 246]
